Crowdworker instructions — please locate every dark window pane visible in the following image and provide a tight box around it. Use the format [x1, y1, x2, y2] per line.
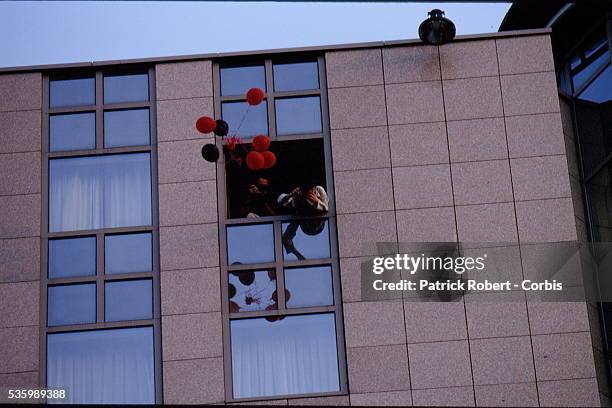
[104, 109, 150, 148]
[222, 101, 268, 138]
[578, 64, 612, 103]
[47, 327, 155, 404]
[285, 266, 333, 308]
[220, 65, 266, 96]
[48, 284, 96, 326]
[227, 224, 275, 265]
[275, 97, 322, 135]
[104, 74, 149, 104]
[229, 269, 276, 312]
[105, 279, 152, 322]
[282, 219, 330, 261]
[50, 113, 95, 152]
[50, 78, 95, 108]
[105, 233, 152, 274]
[49, 153, 152, 232]
[587, 165, 612, 242]
[231, 313, 340, 398]
[48, 237, 96, 279]
[573, 50, 610, 92]
[273, 61, 319, 91]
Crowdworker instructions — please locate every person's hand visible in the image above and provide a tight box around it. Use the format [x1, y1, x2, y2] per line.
[306, 190, 318, 205]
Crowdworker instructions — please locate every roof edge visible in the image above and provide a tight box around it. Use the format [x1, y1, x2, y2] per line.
[0, 28, 552, 74]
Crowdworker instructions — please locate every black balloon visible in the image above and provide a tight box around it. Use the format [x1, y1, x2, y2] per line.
[214, 119, 229, 137]
[238, 271, 255, 286]
[201, 143, 220, 162]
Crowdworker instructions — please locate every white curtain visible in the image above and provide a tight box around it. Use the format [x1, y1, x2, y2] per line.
[49, 153, 151, 232]
[231, 313, 340, 398]
[47, 327, 155, 404]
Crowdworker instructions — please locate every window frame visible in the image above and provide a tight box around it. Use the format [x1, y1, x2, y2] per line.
[40, 67, 162, 404]
[213, 55, 348, 402]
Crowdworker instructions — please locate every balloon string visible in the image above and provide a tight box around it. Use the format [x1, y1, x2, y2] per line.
[227, 105, 251, 139]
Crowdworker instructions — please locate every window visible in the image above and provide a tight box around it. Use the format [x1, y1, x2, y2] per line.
[47, 327, 155, 404]
[43, 68, 160, 404]
[215, 56, 347, 401]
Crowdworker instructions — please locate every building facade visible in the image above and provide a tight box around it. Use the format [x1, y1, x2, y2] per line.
[0, 28, 605, 406]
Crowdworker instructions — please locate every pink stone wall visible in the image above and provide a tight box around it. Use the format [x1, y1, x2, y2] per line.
[326, 33, 601, 407]
[0, 73, 42, 390]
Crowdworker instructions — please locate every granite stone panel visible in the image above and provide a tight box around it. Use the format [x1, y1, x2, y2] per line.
[331, 126, 390, 171]
[496, 35, 555, 75]
[346, 344, 410, 393]
[328, 86, 387, 129]
[343, 300, 405, 347]
[440, 39, 498, 79]
[383, 45, 441, 84]
[389, 122, 448, 167]
[0, 73, 42, 112]
[385, 81, 445, 124]
[159, 180, 217, 226]
[447, 118, 507, 163]
[161, 267, 220, 314]
[156, 61, 213, 100]
[157, 97, 214, 142]
[0, 110, 41, 153]
[326, 49, 383, 88]
[159, 223, 219, 270]
[163, 357, 224, 404]
[408, 340, 473, 389]
[161, 312, 223, 361]
[0, 194, 40, 239]
[0, 281, 39, 328]
[0, 237, 39, 283]
[443, 77, 503, 121]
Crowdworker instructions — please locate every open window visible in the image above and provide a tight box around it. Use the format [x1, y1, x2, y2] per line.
[214, 56, 347, 402]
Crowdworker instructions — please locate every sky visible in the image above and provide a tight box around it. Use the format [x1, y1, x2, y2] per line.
[0, 1, 511, 69]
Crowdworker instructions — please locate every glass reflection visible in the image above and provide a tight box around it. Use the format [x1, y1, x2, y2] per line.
[285, 266, 333, 308]
[275, 97, 322, 135]
[230, 313, 340, 398]
[105, 233, 152, 274]
[222, 101, 268, 138]
[50, 78, 95, 108]
[228, 270, 276, 313]
[578, 65, 612, 103]
[48, 284, 96, 326]
[50, 113, 95, 152]
[273, 61, 319, 92]
[104, 109, 150, 148]
[220, 65, 266, 96]
[282, 219, 330, 261]
[103, 74, 149, 104]
[227, 224, 275, 264]
[48, 237, 96, 279]
[47, 327, 154, 404]
[105, 279, 152, 322]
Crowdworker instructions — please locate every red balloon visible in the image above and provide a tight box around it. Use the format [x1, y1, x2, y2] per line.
[246, 87, 265, 106]
[271, 289, 291, 303]
[229, 301, 240, 313]
[265, 304, 278, 322]
[252, 135, 270, 152]
[262, 151, 276, 169]
[196, 116, 216, 134]
[246, 151, 264, 170]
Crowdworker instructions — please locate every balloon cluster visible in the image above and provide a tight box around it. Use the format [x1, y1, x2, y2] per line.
[195, 87, 276, 171]
[227, 269, 291, 322]
[246, 135, 276, 170]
